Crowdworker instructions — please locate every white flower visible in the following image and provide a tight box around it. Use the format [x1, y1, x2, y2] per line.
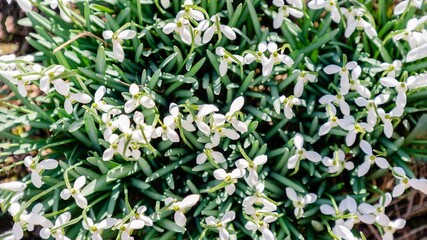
[308, 0, 341, 23]
[60, 176, 88, 209]
[176, 0, 205, 21]
[215, 47, 243, 77]
[242, 183, 277, 214]
[213, 168, 245, 195]
[393, 17, 427, 49]
[324, 61, 358, 94]
[377, 108, 399, 138]
[273, 95, 303, 119]
[357, 140, 390, 177]
[82, 217, 117, 240]
[117, 220, 145, 240]
[261, 42, 294, 76]
[392, 167, 427, 197]
[273, 0, 304, 29]
[348, 66, 371, 98]
[195, 104, 219, 135]
[210, 122, 240, 147]
[393, 0, 422, 15]
[91, 86, 114, 113]
[342, 7, 377, 38]
[47, 0, 73, 22]
[203, 14, 236, 44]
[378, 218, 406, 240]
[197, 143, 225, 165]
[5, 70, 39, 97]
[193, 20, 210, 45]
[406, 42, 427, 62]
[155, 115, 180, 142]
[288, 133, 322, 169]
[40, 65, 65, 93]
[103, 134, 125, 161]
[9, 203, 53, 240]
[244, 213, 277, 240]
[381, 60, 402, 78]
[205, 211, 236, 240]
[319, 92, 351, 116]
[286, 187, 317, 219]
[225, 96, 247, 133]
[24, 156, 58, 188]
[332, 220, 358, 240]
[369, 193, 392, 224]
[53, 79, 92, 114]
[40, 212, 71, 240]
[163, 17, 192, 45]
[169, 103, 197, 132]
[236, 155, 268, 186]
[102, 109, 121, 141]
[103, 29, 137, 62]
[165, 194, 200, 227]
[0, 181, 26, 192]
[293, 69, 317, 97]
[16, 0, 32, 12]
[244, 42, 269, 64]
[380, 76, 419, 109]
[322, 149, 354, 174]
[131, 206, 153, 226]
[344, 118, 373, 146]
[124, 84, 155, 113]
[354, 93, 390, 127]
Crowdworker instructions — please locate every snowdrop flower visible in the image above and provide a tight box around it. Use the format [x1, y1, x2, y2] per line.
[205, 211, 235, 240]
[369, 193, 392, 223]
[381, 60, 402, 78]
[293, 69, 317, 97]
[378, 218, 406, 240]
[324, 61, 358, 94]
[155, 115, 180, 142]
[192, 20, 210, 45]
[165, 194, 200, 227]
[286, 187, 317, 219]
[195, 104, 219, 135]
[124, 84, 155, 113]
[376, 108, 399, 138]
[215, 47, 243, 77]
[0, 181, 26, 192]
[393, 17, 427, 49]
[344, 119, 373, 146]
[319, 92, 351, 116]
[47, 0, 73, 22]
[322, 149, 354, 174]
[332, 220, 358, 240]
[53, 79, 92, 114]
[308, 0, 341, 23]
[225, 96, 247, 133]
[393, 0, 423, 15]
[40, 65, 65, 93]
[392, 167, 427, 197]
[40, 212, 71, 240]
[24, 156, 58, 188]
[380, 75, 423, 109]
[9, 203, 53, 240]
[354, 93, 390, 127]
[357, 140, 389, 177]
[288, 133, 322, 169]
[342, 7, 377, 38]
[273, 0, 304, 29]
[213, 167, 245, 195]
[176, 0, 205, 21]
[242, 182, 277, 214]
[60, 176, 88, 209]
[131, 206, 153, 226]
[102, 109, 121, 141]
[102, 29, 137, 62]
[236, 155, 268, 186]
[203, 14, 236, 44]
[91, 86, 114, 113]
[323, 196, 375, 225]
[197, 143, 225, 165]
[163, 17, 192, 45]
[273, 95, 304, 119]
[210, 123, 240, 147]
[244, 213, 277, 240]
[261, 42, 294, 76]
[82, 217, 117, 240]
[244, 42, 269, 64]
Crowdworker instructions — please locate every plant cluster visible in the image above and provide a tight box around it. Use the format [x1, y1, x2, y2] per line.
[1, 0, 427, 239]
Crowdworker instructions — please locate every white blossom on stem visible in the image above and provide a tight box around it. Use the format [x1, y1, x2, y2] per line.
[354, 93, 390, 127]
[322, 149, 354, 174]
[244, 213, 277, 240]
[273, 0, 304, 29]
[378, 218, 406, 240]
[60, 176, 88, 209]
[40, 65, 65, 93]
[319, 92, 351, 116]
[215, 47, 243, 77]
[308, 0, 341, 23]
[381, 60, 402, 78]
[286, 187, 317, 219]
[243, 182, 277, 214]
[40, 212, 70, 240]
[103, 29, 137, 62]
[131, 206, 153, 227]
[9, 203, 53, 240]
[176, 0, 205, 21]
[197, 143, 225, 165]
[393, 0, 423, 15]
[392, 167, 427, 197]
[165, 194, 200, 227]
[273, 95, 304, 119]
[380, 76, 419, 110]
[342, 7, 377, 38]
[293, 69, 317, 97]
[213, 168, 245, 195]
[261, 42, 294, 76]
[349, 65, 371, 98]
[236, 155, 268, 186]
[324, 61, 358, 94]
[155, 115, 180, 142]
[24, 156, 58, 188]
[205, 211, 236, 240]
[344, 118, 373, 146]
[288, 133, 322, 169]
[163, 17, 192, 45]
[203, 14, 236, 44]
[357, 140, 390, 177]
[124, 84, 155, 113]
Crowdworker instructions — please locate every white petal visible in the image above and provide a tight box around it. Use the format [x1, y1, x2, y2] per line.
[13, 223, 24, 239]
[375, 157, 390, 169]
[220, 25, 236, 40]
[358, 161, 371, 177]
[0, 181, 26, 192]
[305, 151, 322, 162]
[102, 30, 114, 40]
[219, 59, 228, 77]
[273, 13, 284, 29]
[294, 133, 304, 149]
[320, 204, 335, 215]
[214, 169, 227, 180]
[394, 0, 409, 15]
[380, 77, 399, 87]
[74, 176, 86, 190]
[360, 140, 373, 155]
[409, 179, 427, 194]
[324, 65, 341, 74]
[17, 0, 32, 12]
[75, 194, 88, 208]
[229, 96, 244, 115]
[113, 42, 125, 62]
[286, 187, 298, 201]
[319, 122, 332, 136]
[60, 189, 71, 200]
[118, 30, 137, 40]
[163, 23, 177, 34]
[31, 172, 43, 188]
[64, 100, 73, 114]
[392, 184, 406, 197]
